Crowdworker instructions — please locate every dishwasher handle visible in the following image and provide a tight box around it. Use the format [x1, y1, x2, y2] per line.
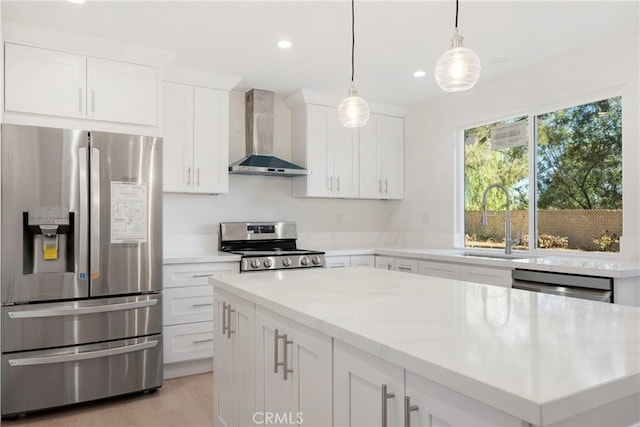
[512, 280, 612, 302]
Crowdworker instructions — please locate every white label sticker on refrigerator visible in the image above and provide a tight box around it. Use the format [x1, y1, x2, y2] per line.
[111, 181, 147, 243]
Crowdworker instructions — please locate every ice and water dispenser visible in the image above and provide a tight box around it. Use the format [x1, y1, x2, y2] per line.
[23, 207, 74, 274]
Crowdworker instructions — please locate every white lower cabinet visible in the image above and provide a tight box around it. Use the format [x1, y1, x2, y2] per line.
[405, 370, 524, 427]
[376, 256, 396, 270]
[376, 256, 420, 274]
[214, 289, 255, 427]
[335, 341, 525, 427]
[419, 260, 513, 288]
[163, 261, 239, 379]
[255, 307, 332, 427]
[326, 255, 375, 268]
[334, 340, 404, 426]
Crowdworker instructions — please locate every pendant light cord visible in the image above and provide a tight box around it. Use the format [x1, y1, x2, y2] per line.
[455, 0, 459, 29]
[351, 0, 355, 83]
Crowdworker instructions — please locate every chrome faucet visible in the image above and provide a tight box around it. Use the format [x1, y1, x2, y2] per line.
[481, 184, 520, 254]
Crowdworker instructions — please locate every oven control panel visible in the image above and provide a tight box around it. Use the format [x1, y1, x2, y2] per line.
[240, 254, 326, 272]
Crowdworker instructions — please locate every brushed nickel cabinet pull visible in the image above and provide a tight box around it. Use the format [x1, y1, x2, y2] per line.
[193, 338, 214, 344]
[283, 334, 294, 380]
[221, 302, 228, 335]
[274, 329, 285, 373]
[404, 396, 419, 427]
[381, 384, 395, 427]
[226, 307, 235, 338]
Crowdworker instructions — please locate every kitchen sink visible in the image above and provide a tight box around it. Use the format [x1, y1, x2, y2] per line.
[461, 252, 537, 260]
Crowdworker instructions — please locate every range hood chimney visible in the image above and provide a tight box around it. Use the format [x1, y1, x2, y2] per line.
[229, 89, 309, 177]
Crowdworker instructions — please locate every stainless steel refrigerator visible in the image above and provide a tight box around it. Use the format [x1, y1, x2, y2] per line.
[1, 124, 163, 417]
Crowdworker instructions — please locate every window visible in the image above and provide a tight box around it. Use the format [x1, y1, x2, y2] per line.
[464, 96, 622, 253]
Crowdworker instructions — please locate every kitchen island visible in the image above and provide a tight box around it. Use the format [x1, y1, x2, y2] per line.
[211, 267, 640, 427]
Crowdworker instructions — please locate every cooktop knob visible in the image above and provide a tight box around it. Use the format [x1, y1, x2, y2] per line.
[263, 258, 273, 268]
[311, 256, 322, 265]
[300, 256, 309, 266]
[282, 257, 292, 267]
[250, 259, 260, 269]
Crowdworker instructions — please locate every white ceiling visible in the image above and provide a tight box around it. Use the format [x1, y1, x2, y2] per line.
[2, 1, 638, 107]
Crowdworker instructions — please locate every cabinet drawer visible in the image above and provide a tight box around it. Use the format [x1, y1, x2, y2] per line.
[394, 258, 419, 274]
[325, 256, 351, 268]
[461, 266, 512, 287]
[163, 286, 213, 326]
[163, 262, 239, 288]
[350, 255, 375, 268]
[419, 260, 458, 279]
[163, 322, 213, 363]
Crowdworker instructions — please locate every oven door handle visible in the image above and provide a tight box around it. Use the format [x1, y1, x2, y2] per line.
[7, 299, 158, 319]
[8, 340, 158, 366]
[512, 281, 612, 302]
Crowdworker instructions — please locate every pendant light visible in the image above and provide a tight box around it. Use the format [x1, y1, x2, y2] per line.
[435, 0, 481, 92]
[338, 0, 370, 127]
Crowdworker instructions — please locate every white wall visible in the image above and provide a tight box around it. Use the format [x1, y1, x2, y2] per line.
[391, 36, 640, 261]
[163, 91, 398, 252]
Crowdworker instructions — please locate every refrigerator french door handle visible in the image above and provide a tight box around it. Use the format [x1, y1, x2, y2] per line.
[78, 147, 89, 281]
[90, 147, 101, 281]
[8, 340, 158, 366]
[7, 299, 158, 319]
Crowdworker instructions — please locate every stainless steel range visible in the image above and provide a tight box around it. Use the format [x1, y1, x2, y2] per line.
[220, 222, 325, 272]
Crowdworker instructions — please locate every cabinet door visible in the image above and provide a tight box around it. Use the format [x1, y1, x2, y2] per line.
[334, 340, 404, 427]
[161, 82, 194, 192]
[305, 105, 334, 197]
[359, 114, 383, 199]
[5, 43, 86, 118]
[333, 120, 359, 198]
[405, 370, 524, 427]
[255, 308, 292, 417]
[214, 291, 256, 427]
[193, 87, 229, 194]
[381, 116, 404, 199]
[375, 256, 395, 270]
[255, 308, 332, 427]
[87, 57, 157, 125]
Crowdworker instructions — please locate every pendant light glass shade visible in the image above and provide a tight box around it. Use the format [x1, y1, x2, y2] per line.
[338, 83, 370, 127]
[435, 30, 481, 92]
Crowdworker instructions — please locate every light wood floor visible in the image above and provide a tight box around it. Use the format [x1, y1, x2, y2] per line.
[3, 373, 213, 427]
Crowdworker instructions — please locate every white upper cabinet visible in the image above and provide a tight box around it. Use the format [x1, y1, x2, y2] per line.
[5, 43, 87, 119]
[86, 57, 157, 125]
[292, 104, 359, 198]
[161, 81, 229, 194]
[4, 43, 158, 126]
[359, 113, 404, 199]
[287, 89, 404, 200]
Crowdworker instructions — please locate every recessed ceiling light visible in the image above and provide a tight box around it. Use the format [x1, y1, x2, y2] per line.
[67, 0, 86, 4]
[413, 70, 427, 78]
[277, 40, 292, 49]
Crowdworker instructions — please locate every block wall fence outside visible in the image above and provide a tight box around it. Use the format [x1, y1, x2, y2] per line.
[465, 210, 622, 251]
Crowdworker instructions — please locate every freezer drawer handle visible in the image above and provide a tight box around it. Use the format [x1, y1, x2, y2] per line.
[8, 340, 158, 366]
[7, 299, 158, 319]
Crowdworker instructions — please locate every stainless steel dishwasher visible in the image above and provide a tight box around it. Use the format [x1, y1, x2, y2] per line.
[512, 269, 613, 302]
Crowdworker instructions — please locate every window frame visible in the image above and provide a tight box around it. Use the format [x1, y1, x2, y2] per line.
[456, 88, 624, 258]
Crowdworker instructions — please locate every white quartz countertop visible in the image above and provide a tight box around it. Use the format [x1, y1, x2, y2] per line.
[211, 267, 640, 425]
[345, 247, 640, 278]
[163, 251, 241, 264]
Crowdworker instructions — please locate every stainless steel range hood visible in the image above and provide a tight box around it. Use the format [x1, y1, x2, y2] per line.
[229, 89, 309, 177]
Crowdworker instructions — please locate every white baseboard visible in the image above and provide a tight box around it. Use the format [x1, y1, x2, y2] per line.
[163, 358, 213, 380]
